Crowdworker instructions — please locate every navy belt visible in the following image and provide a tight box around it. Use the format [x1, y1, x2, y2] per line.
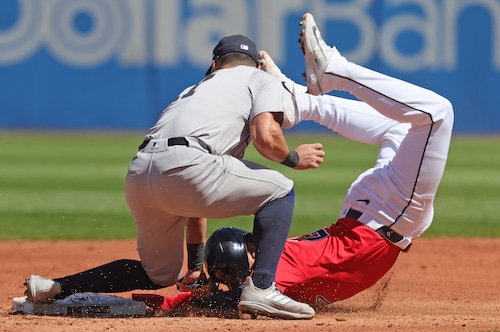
[345, 208, 363, 220]
[346, 208, 405, 246]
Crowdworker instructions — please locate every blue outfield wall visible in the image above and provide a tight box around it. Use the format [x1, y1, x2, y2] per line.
[0, 0, 499, 133]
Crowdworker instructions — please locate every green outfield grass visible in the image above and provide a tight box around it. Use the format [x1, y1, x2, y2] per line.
[0, 131, 498, 240]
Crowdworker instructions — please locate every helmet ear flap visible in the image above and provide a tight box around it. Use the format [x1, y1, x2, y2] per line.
[244, 232, 255, 245]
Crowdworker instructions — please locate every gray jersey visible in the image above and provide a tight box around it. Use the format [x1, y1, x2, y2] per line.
[146, 66, 283, 158]
[126, 64, 294, 285]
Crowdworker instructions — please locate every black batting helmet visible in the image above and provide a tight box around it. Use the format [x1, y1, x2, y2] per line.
[204, 227, 252, 289]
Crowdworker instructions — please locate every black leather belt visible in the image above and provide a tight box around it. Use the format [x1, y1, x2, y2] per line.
[346, 208, 405, 245]
[138, 137, 188, 151]
[138, 139, 150, 150]
[167, 137, 189, 147]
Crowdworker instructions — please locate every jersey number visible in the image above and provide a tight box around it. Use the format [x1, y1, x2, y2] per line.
[177, 73, 215, 100]
[293, 228, 330, 242]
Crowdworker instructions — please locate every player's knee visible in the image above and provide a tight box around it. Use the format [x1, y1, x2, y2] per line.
[436, 96, 454, 128]
[255, 187, 295, 228]
[429, 94, 454, 128]
[143, 265, 183, 287]
[283, 187, 295, 204]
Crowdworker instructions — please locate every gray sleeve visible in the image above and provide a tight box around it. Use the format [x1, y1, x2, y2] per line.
[247, 71, 284, 122]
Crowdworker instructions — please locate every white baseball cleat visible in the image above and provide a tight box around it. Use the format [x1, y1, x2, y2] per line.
[25, 275, 62, 303]
[299, 13, 333, 95]
[238, 276, 315, 319]
[259, 50, 298, 129]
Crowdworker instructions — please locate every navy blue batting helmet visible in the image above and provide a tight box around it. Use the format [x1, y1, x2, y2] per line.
[204, 227, 252, 289]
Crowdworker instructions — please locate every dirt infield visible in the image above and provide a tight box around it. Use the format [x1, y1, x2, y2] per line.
[1, 238, 499, 332]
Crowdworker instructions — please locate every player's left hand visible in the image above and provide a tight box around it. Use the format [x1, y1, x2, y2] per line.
[176, 271, 217, 298]
[179, 269, 205, 284]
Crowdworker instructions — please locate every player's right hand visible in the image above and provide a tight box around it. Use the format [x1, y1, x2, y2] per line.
[293, 143, 325, 170]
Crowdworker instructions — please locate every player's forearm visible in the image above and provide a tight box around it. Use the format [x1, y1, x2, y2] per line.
[250, 113, 290, 163]
[186, 217, 206, 244]
[185, 218, 206, 272]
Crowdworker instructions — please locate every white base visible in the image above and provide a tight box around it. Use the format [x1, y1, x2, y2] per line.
[12, 293, 147, 317]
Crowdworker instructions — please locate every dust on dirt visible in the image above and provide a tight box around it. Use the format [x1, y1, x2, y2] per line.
[1, 238, 499, 331]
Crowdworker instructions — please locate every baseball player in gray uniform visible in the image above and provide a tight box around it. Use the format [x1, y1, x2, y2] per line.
[24, 34, 324, 320]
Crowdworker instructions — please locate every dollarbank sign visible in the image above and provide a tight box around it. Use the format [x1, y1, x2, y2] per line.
[1, 0, 499, 132]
